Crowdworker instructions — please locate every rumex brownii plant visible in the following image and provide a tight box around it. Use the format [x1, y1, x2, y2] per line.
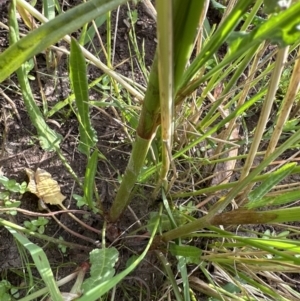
[1, 0, 300, 300]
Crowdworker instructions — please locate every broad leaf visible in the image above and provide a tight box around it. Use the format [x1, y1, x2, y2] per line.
[81, 248, 119, 293]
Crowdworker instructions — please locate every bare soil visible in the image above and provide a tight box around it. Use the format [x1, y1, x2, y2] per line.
[1, 2, 299, 300]
[0, 1, 160, 299]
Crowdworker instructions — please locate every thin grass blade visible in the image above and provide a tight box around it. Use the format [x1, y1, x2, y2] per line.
[247, 190, 300, 209]
[265, 46, 300, 157]
[179, 0, 253, 91]
[247, 162, 297, 206]
[178, 2, 300, 100]
[0, 0, 127, 82]
[6, 227, 63, 301]
[8, 0, 62, 151]
[80, 15, 107, 46]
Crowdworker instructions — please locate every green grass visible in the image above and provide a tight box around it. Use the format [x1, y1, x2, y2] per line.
[1, 0, 300, 300]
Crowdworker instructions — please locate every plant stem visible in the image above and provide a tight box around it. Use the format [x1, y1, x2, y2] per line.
[109, 55, 160, 222]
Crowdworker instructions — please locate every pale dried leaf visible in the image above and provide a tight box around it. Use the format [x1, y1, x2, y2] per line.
[211, 127, 239, 185]
[25, 168, 38, 195]
[46, 292, 80, 301]
[25, 168, 66, 205]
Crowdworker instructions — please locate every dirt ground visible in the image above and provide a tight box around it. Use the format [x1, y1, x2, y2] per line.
[2, 1, 299, 300]
[0, 1, 163, 299]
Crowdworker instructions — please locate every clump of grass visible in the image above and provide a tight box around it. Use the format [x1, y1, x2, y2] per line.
[1, 0, 300, 300]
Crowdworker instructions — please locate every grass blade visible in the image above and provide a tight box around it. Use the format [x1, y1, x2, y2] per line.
[173, 0, 205, 91]
[179, 0, 253, 91]
[80, 15, 107, 46]
[177, 2, 300, 100]
[0, 0, 127, 82]
[156, 0, 174, 187]
[266, 46, 300, 156]
[247, 190, 300, 209]
[83, 150, 99, 209]
[69, 38, 97, 156]
[43, 0, 55, 20]
[157, 251, 183, 301]
[161, 124, 300, 242]
[247, 162, 297, 205]
[8, 0, 62, 151]
[240, 47, 289, 183]
[6, 227, 63, 301]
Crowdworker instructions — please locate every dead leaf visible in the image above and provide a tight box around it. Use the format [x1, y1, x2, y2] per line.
[46, 292, 80, 301]
[25, 168, 66, 206]
[25, 168, 38, 195]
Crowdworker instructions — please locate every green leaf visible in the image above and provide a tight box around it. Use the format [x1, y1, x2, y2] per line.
[180, 0, 253, 91]
[82, 248, 119, 293]
[38, 225, 45, 234]
[77, 206, 161, 301]
[5, 201, 21, 208]
[282, 119, 300, 131]
[0, 176, 26, 194]
[83, 150, 99, 208]
[24, 221, 37, 231]
[34, 217, 49, 226]
[264, 0, 292, 14]
[147, 212, 184, 233]
[43, 0, 55, 20]
[6, 227, 63, 301]
[0, 280, 12, 301]
[0, 175, 9, 185]
[211, 0, 226, 10]
[69, 38, 97, 156]
[248, 2, 300, 48]
[125, 255, 139, 268]
[169, 244, 201, 264]
[8, 0, 62, 151]
[223, 282, 241, 294]
[0, 0, 127, 83]
[58, 236, 67, 254]
[277, 231, 290, 238]
[81, 15, 107, 46]
[257, 9, 300, 47]
[246, 189, 300, 209]
[227, 31, 250, 54]
[73, 194, 86, 208]
[6, 179, 22, 192]
[147, 212, 165, 233]
[247, 163, 297, 207]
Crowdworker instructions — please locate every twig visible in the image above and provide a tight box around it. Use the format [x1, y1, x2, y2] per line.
[0, 89, 21, 121]
[142, 0, 157, 21]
